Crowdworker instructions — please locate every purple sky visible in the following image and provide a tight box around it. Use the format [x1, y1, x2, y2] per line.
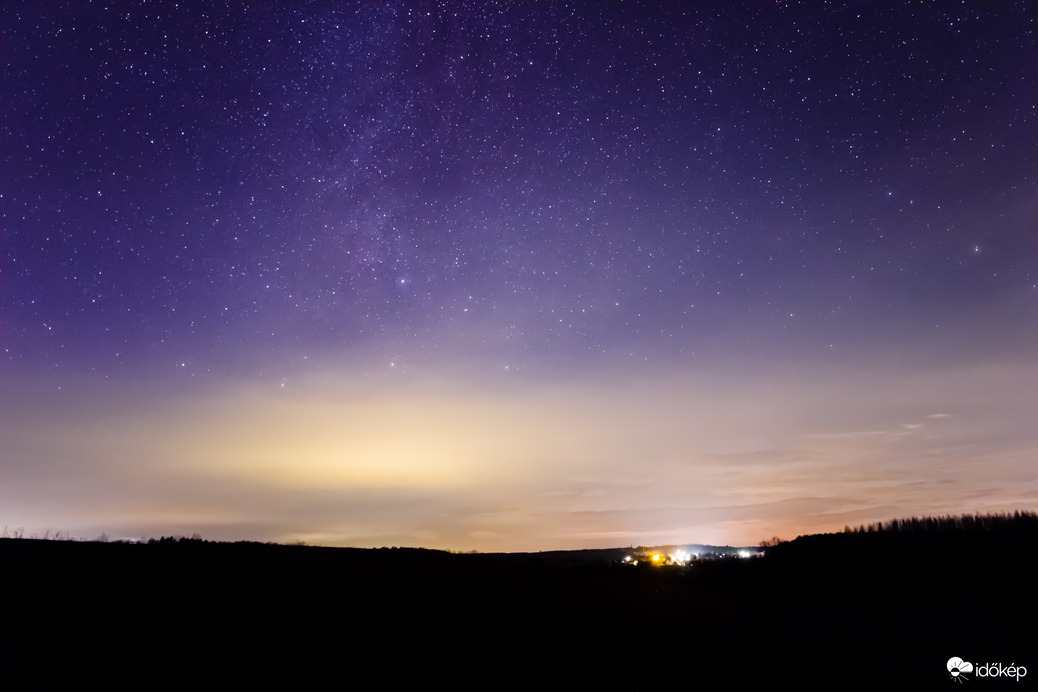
[2, 2, 1035, 550]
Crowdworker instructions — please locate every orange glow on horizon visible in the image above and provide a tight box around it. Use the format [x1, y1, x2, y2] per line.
[2, 358, 1036, 552]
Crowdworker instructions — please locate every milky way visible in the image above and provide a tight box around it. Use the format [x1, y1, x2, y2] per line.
[2, 2, 1035, 550]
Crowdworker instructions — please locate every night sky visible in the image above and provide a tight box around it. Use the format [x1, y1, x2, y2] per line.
[3, 2, 1036, 550]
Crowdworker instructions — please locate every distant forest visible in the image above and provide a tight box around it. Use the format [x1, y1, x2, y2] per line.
[691, 510, 1038, 603]
[839, 509, 1038, 535]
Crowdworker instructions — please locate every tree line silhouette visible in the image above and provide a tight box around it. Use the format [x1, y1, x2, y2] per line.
[838, 509, 1038, 536]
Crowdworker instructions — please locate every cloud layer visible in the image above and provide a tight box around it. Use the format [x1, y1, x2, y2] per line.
[5, 354, 1035, 550]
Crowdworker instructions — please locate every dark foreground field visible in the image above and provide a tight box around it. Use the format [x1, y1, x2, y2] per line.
[4, 519, 1035, 690]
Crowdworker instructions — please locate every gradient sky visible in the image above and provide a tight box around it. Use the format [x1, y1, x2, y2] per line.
[2, 1, 1036, 551]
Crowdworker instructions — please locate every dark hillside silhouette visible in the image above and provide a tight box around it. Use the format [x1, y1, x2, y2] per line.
[3, 512, 1034, 689]
[752, 510, 1038, 599]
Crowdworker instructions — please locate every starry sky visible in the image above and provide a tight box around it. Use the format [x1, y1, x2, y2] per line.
[2, 1, 1036, 551]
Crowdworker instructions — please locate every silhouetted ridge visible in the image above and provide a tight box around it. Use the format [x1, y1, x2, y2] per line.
[3, 511, 1034, 689]
[742, 511, 1038, 602]
[839, 509, 1038, 535]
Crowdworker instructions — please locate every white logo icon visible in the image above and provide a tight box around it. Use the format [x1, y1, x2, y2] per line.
[948, 657, 974, 683]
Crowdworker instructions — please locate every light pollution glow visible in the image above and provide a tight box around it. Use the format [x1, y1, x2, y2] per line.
[3, 353, 1035, 552]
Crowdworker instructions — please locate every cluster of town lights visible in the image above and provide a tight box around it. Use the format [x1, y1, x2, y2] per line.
[622, 549, 697, 566]
[622, 548, 757, 566]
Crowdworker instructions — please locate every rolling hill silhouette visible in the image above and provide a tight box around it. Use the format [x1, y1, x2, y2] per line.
[4, 512, 1034, 689]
